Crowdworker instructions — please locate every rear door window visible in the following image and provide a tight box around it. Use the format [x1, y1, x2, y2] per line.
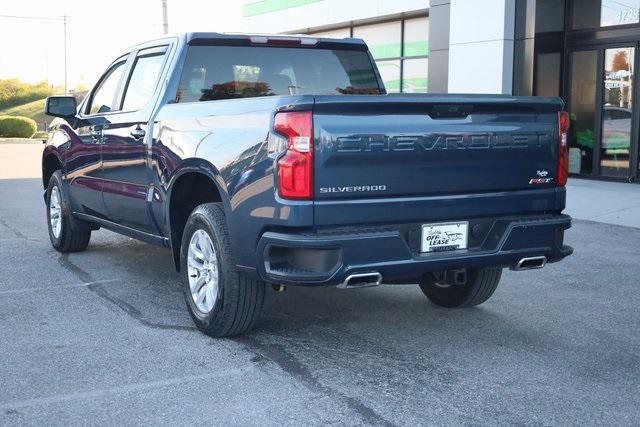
[121, 47, 168, 111]
[176, 45, 380, 103]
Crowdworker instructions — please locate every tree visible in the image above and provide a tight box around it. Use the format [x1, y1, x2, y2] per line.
[612, 51, 629, 72]
[0, 79, 57, 110]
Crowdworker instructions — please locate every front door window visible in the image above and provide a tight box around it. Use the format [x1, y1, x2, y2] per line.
[601, 47, 635, 177]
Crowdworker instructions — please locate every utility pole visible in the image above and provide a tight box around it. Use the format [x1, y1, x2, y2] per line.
[62, 14, 68, 93]
[162, 0, 169, 35]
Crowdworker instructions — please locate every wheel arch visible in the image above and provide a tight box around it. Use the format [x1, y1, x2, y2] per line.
[166, 160, 230, 271]
[42, 147, 63, 190]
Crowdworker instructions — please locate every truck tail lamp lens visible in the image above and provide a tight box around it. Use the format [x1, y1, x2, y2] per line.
[557, 111, 570, 187]
[274, 111, 313, 200]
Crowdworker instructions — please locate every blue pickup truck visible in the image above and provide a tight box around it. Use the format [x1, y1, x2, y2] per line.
[42, 33, 573, 336]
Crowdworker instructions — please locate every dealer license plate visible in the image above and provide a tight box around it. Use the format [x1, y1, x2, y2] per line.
[421, 222, 468, 253]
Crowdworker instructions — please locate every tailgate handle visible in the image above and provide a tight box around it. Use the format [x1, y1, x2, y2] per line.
[428, 105, 472, 119]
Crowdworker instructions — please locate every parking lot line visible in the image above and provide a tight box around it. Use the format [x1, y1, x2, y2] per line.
[0, 279, 121, 296]
[0, 366, 256, 411]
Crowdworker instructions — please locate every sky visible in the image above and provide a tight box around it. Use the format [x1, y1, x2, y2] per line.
[0, 0, 244, 89]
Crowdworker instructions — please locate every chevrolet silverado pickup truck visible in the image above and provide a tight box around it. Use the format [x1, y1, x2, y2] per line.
[43, 33, 573, 337]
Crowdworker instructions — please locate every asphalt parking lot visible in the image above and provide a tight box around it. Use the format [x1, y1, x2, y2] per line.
[0, 143, 639, 425]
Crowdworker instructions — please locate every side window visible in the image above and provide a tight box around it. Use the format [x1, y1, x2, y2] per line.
[87, 61, 126, 115]
[122, 48, 167, 111]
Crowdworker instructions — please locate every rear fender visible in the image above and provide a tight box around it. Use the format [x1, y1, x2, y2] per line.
[165, 159, 231, 270]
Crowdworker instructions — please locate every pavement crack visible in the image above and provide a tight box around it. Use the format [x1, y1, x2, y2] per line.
[87, 281, 197, 332]
[56, 253, 196, 332]
[234, 336, 396, 427]
[56, 253, 95, 283]
[0, 218, 28, 239]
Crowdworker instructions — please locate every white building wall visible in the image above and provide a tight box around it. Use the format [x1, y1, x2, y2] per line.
[447, 0, 515, 94]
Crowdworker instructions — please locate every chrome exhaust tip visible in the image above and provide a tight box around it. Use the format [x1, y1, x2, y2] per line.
[513, 256, 547, 271]
[338, 272, 382, 289]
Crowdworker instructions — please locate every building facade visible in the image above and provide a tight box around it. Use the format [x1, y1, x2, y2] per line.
[242, 0, 640, 183]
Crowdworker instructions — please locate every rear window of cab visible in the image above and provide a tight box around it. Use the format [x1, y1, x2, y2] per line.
[175, 45, 381, 102]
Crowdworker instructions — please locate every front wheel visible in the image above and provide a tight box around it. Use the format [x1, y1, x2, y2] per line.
[46, 171, 91, 252]
[419, 267, 502, 308]
[180, 203, 265, 337]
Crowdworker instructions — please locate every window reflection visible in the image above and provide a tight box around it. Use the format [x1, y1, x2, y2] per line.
[534, 52, 561, 97]
[311, 16, 429, 93]
[601, 47, 635, 177]
[572, 0, 640, 29]
[568, 50, 598, 174]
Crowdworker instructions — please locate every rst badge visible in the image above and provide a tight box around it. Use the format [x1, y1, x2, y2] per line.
[530, 169, 553, 184]
[529, 178, 554, 185]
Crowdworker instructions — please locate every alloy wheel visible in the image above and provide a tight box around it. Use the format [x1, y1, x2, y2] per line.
[49, 186, 62, 239]
[187, 229, 219, 313]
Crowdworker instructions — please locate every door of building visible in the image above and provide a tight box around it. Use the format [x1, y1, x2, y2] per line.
[566, 43, 640, 181]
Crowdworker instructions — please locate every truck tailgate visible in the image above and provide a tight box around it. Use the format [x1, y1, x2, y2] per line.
[312, 95, 565, 226]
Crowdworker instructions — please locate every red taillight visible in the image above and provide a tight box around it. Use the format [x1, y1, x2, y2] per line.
[557, 111, 570, 187]
[274, 111, 313, 199]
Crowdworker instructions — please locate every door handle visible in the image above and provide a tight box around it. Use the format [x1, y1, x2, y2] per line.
[90, 126, 103, 142]
[130, 126, 146, 140]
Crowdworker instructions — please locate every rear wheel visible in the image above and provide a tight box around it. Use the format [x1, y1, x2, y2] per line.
[419, 267, 502, 308]
[46, 171, 91, 252]
[180, 203, 265, 337]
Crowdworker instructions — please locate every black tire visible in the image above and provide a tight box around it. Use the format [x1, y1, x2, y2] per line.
[46, 171, 91, 252]
[180, 203, 265, 337]
[419, 267, 502, 308]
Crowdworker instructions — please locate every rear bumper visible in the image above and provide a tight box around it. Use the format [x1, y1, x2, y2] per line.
[256, 214, 572, 286]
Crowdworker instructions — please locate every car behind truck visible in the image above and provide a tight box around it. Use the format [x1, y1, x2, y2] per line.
[42, 33, 573, 337]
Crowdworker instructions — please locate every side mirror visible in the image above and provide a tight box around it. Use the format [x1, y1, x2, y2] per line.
[45, 96, 77, 118]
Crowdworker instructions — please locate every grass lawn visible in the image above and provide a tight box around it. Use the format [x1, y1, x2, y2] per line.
[0, 98, 49, 130]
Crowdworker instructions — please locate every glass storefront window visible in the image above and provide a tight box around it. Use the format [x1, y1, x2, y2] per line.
[353, 21, 401, 60]
[403, 17, 429, 57]
[536, 0, 565, 33]
[571, 0, 601, 28]
[376, 60, 401, 93]
[601, 47, 635, 177]
[534, 52, 562, 96]
[308, 17, 429, 93]
[601, 0, 640, 26]
[568, 50, 598, 174]
[402, 58, 428, 93]
[572, 0, 640, 29]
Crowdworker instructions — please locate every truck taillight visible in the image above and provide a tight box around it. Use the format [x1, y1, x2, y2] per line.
[274, 111, 313, 200]
[557, 111, 570, 187]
